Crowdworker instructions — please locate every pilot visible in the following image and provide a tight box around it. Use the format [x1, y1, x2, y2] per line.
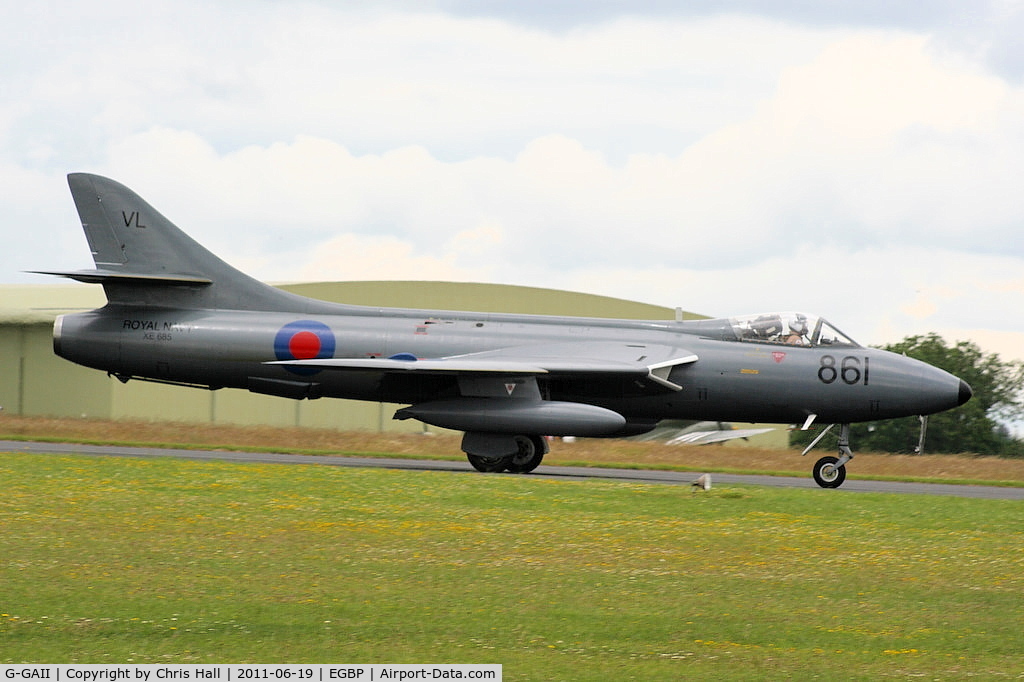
[784, 316, 809, 345]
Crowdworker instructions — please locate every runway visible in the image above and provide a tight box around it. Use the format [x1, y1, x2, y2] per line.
[3, 439, 1022, 500]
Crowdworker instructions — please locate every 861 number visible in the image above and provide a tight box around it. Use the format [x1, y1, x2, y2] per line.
[818, 355, 869, 386]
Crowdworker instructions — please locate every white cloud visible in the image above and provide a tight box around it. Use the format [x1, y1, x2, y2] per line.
[1, 6, 836, 163]
[4, 3, 1024, 366]
[288, 233, 489, 282]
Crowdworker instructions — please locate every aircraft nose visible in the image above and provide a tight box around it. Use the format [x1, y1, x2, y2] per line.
[958, 379, 973, 406]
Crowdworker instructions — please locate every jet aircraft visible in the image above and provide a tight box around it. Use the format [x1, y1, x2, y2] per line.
[37, 174, 972, 488]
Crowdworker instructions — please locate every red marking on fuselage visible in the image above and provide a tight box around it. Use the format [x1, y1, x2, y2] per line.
[289, 331, 322, 359]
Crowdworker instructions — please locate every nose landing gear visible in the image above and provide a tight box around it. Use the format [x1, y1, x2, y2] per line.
[803, 423, 854, 489]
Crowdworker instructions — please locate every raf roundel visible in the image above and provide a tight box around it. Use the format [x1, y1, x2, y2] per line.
[274, 320, 336, 375]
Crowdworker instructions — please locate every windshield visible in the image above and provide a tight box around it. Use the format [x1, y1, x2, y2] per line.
[728, 312, 859, 348]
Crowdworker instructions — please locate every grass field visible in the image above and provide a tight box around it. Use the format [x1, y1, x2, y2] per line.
[2, 447, 1024, 679]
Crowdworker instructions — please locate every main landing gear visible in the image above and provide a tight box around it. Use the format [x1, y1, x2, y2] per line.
[802, 423, 854, 489]
[463, 433, 548, 474]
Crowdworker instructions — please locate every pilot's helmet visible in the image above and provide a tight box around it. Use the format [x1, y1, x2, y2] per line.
[789, 316, 808, 335]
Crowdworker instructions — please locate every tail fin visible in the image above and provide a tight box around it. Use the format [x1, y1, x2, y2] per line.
[35, 173, 312, 311]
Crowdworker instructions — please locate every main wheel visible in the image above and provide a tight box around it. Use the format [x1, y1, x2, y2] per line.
[505, 435, 545, 474]
[467, 453, 512, 473]
[812, 455, 846, 488]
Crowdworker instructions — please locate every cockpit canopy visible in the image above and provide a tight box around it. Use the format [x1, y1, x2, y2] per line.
[728, 312, 859, 348]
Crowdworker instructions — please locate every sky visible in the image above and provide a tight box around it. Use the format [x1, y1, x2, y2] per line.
[3, 0, 1024, 363]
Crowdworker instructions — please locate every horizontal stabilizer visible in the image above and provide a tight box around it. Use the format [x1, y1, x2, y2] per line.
[29, 269, 212, 285]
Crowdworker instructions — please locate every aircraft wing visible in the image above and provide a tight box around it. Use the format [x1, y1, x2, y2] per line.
[267, 341, 698, 391]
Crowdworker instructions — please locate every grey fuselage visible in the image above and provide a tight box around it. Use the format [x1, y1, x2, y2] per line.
[54, 300, 967, 429]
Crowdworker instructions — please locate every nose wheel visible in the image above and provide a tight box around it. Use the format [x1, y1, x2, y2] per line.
[812, 455, 846, 488]
[802, 423, 854, 488]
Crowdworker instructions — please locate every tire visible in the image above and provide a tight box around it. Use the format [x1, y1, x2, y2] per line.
[505, 435, 545, 474]
[467, 453, 511, 473]
[812, 455, 846, 488]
